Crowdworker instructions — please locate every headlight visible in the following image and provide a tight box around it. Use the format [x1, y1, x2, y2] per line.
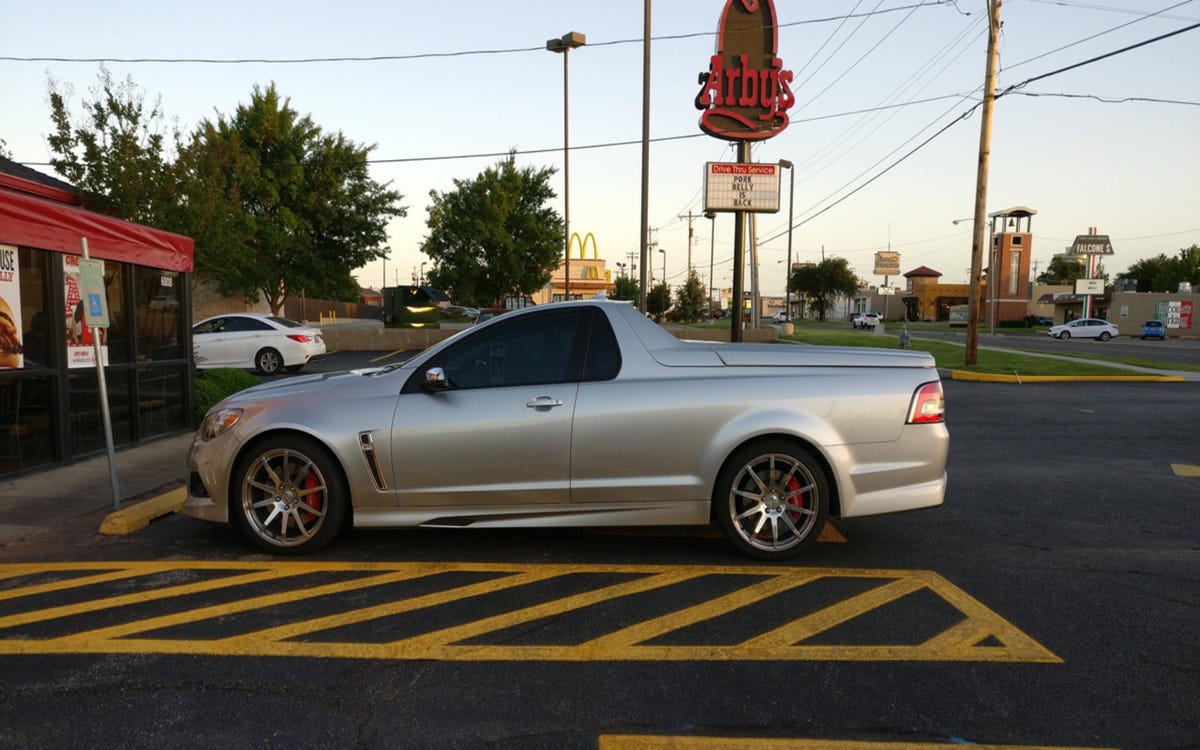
[200, 407, 243, 439]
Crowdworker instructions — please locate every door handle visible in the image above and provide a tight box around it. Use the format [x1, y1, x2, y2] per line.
[526, 396, 564, 409]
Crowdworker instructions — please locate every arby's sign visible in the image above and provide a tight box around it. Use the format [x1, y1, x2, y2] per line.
[695, 0, 795, 141]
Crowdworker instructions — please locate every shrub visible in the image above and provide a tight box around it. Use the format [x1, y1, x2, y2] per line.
[194, 368, 260, 422]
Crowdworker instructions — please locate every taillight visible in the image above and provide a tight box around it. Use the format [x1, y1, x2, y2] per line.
[287, 334, 311, 343]
[907, 381, 945, 424]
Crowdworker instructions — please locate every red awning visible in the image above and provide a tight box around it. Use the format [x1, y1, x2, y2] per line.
[0, 184, 193, 272]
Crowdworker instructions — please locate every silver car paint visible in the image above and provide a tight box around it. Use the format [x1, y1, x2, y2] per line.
[184, 300, 946, 529]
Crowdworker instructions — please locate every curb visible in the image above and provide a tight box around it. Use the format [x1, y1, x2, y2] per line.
[99, 487, 187, 536]
[949, 370, 1186, 383]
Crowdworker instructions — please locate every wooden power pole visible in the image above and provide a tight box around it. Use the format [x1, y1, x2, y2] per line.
[966, 0, 1002, 367]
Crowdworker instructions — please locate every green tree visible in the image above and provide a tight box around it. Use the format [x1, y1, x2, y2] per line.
[46, 67, 178, 224]
[1036, 255, 1088, 285]
[45, 73, 402, 313]
[1148, 245, 1200, 293]
[0, 138, 12, 159]
[422, 152, 562, 307]
[790, 257, 858, 322]
[1122, 253, 1173, 292]
[647, 282, 671, 320]
[672, 270, 707, 323]
[611, 274, 640, 302]
[178, 84, 404, 312]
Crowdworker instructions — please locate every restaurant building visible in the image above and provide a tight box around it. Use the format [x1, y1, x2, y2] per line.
[0, 157, 195, 477]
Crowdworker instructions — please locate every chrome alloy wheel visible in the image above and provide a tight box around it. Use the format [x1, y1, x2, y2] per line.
[725, 450, 822, 556]
[240, 447, 329, 548]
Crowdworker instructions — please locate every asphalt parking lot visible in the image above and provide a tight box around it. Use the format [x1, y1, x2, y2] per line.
[0, 374, 1197, 749]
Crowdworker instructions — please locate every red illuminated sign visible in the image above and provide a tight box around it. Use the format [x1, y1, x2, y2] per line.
[695, 0, 795, 141]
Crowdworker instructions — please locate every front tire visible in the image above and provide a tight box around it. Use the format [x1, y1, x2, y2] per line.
[256, 347, 283, 375]
[1059, 331, 1071, 340]
[714, 439, 829, 561]
[232, 435, 347, 554]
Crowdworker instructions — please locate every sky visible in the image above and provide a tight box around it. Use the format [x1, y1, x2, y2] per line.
[2, 0, 1198, 300]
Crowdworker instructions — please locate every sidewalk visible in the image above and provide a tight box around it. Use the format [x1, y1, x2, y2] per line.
[0, 431, 193, 546]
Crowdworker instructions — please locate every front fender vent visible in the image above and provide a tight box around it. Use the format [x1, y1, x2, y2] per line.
[358, 431, 388, 491]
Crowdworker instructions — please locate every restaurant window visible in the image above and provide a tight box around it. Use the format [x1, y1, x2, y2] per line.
[0, 246, 59, 474]
[103, 265, 130, 364]
[9, 246, 54, 370]
[135, 268, 183, 362]
[68, 369, 132, 456]
[138, 365, 186, 439]
[0, 376, 56, 475]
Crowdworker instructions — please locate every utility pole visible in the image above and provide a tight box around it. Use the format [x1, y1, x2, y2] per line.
[638, 0, 652, 313]
[679, 211, 701, 272]
[966, 0, 1002, 367]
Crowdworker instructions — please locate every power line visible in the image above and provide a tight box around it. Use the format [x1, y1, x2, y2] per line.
[0, 2, 955, 65]
[1010, 91, 1200, 106]
[1004, 0, 1198, 71]
[758, 20, 1200, 246]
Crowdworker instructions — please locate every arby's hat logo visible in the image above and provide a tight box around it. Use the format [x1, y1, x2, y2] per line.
[695, 0, 794, 141]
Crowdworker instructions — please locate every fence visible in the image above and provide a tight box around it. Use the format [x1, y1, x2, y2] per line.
[283, 296, 382, 324]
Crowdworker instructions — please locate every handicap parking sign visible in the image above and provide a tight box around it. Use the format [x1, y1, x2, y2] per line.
[78, 258, 110, 328]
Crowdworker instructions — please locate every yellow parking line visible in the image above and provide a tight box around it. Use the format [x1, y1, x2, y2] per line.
[0, 562, 1059, 663]
[1172, 463, 1200, 477]
[599, 738, 1118, 750]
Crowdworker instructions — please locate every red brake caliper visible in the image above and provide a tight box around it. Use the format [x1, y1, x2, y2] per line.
[787, 476, 804, 519]
[301, 472, 323, 523]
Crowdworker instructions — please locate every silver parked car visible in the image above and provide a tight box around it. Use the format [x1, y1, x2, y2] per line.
[183, 300, 948, 560]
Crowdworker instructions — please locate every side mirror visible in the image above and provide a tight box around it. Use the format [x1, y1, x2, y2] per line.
[421, 366, 449, 392]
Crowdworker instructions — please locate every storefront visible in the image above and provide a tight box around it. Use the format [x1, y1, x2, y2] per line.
[0, 158, 194, 477]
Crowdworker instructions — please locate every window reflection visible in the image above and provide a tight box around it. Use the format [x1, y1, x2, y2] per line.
[135, 268, 183, 362]
[0, 376, 56, 474]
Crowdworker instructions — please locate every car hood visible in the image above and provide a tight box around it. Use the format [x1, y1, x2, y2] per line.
[223, 367, 397, 404]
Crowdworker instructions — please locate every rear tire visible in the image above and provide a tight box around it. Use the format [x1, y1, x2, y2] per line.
[714, 439, 829, 561]
[256, 347, 283, 375]
[1098, 332, 1111, 342]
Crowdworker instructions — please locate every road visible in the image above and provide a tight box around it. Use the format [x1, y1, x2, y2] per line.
[903, 326, 1200, 369]
[1, 380, 1197, 750]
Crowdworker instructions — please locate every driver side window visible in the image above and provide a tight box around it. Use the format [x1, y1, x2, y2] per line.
[441, 311, 586, 390]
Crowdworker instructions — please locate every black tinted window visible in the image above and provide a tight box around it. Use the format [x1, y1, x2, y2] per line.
[441, 310, 586, 389]
[583, 310, 621, 381]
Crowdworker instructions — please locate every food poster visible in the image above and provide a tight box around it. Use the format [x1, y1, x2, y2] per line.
[63, 255, 109, 368]
[0, 244, 21, 369]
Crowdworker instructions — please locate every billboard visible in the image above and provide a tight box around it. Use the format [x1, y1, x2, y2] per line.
[874, 252, 900, 276]
[704, 163, 781, 213]
[1069, 234, 1114, 255]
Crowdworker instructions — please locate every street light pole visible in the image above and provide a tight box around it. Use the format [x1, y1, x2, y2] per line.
[547, 30, 586, 303]
[778, 160, 794, 321]
[659, 248, 666, 286]
[705, 210, 716, 318]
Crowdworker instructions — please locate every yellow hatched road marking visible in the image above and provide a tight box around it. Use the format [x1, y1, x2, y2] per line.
[0, 562, 1059, 663]
[599, 738, 1118, 750]
[1172, 463, 1200, 477]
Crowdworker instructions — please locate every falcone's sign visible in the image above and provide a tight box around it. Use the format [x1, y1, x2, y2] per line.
[695, 0, 795, 141]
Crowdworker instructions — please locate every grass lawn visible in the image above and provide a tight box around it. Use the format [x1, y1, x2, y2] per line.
[678, 320, 1186, 376]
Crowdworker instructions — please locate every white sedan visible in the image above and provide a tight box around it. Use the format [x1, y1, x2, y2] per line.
[192, 313, 325, 374]
[1048, 318, 1119, 341]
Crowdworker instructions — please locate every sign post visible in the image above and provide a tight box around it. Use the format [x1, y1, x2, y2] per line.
[1068, 231, 1115, 319]
[79, 238, 121, 510]
[694, 0, 795, 341]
